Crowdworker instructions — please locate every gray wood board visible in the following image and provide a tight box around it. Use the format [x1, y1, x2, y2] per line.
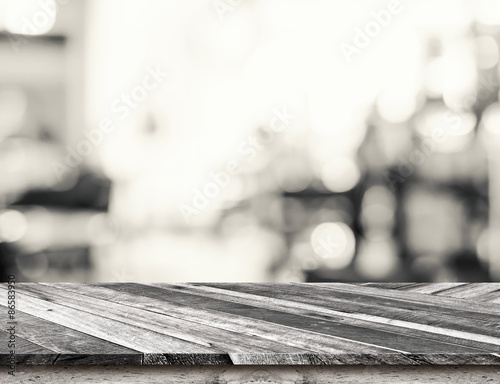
[0, 283, 499, 365]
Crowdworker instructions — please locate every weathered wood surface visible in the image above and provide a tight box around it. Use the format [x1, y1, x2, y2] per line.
[9, 365, 500, 384]
[0, 283, 499, 366]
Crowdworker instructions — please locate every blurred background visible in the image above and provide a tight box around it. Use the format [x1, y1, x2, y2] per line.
[1, 0, 500, 283]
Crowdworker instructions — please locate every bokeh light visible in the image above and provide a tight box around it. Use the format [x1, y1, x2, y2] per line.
[310, 222, 356, 269]
[320, 157, 361, 193]
[0, 209, 27, 242]
[274, 156, 312, 193]
[4, 0, 57, 35]
[481, 102, 500, 137]
[355, 238, 399, 279]
[1, 0, 499, 283]
[415, 104, 476, 153]
[361, 185, 396, 234]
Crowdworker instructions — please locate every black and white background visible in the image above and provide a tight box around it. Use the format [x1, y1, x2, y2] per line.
[0, 0, 500, 283]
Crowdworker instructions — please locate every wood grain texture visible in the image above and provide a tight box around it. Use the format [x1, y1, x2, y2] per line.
[365, 282, 500, 303]
[9, 365, 500, 383]
[142, 283, 500, 359]
[0, 283, 499, 366]
[0, 333, 57, 365]
[0, 307, 141, 365]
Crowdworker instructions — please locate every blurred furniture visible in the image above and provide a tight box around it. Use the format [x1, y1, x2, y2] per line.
[0, 1, 96, 282]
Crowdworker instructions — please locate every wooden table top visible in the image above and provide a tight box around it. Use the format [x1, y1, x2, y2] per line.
[1, 282, 500, 366]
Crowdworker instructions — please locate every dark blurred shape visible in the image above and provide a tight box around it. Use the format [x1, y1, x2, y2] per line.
[0, 243, 17, 281]
[14, 171, 111, 211]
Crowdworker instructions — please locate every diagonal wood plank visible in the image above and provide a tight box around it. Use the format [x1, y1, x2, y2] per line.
[82, 283, 499, 360]
[475, 290, 500, 303]
[362, 283, 500, 303]
[164, 283, 500, 353]
[294, 282, 500, 322]
[0, 285, 217, 355]
[0, 309, 142, 365]
[42, 282, 417, 365]
[0, 332, 57, 365]
[298, 283, 500, 315]
[360, 283, 422, 290]
[26, 283, 312, 356]
[196, 283, 500, 343]
[1, 283, 499, 367]
[433, 283, 500, 300]
[148, 282, 500, 355]
[0, 309, 139, 355]
[395, 283, 469, 295]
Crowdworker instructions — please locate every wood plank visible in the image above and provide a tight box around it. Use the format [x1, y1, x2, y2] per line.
[148, 283, 500, 356]
[1, 283, 499, 367]
[305, 282, 496, 313]
[193, 283, 500, 346]
[142, 353, 232, 365]
[433, 283, 500, 300]
[356, 283, 497, 299]
[224, 282, 500, 326]
[9, 365, 500, 384]
[0, 308, 140, 361]
[22, 283, 312, 356]
[479, 291, 500, 303]
[397, 283, 469, 295]
[82, 283, 500, 363]
[360, 283, 421, 290]
[0, 331, 52, 355]
[0, 285, 217, 356]
[300, 282, 500, 317]
[113, 283, 468, 355]
[0, 332, 57, 365]
[42, 283, 417, 365]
